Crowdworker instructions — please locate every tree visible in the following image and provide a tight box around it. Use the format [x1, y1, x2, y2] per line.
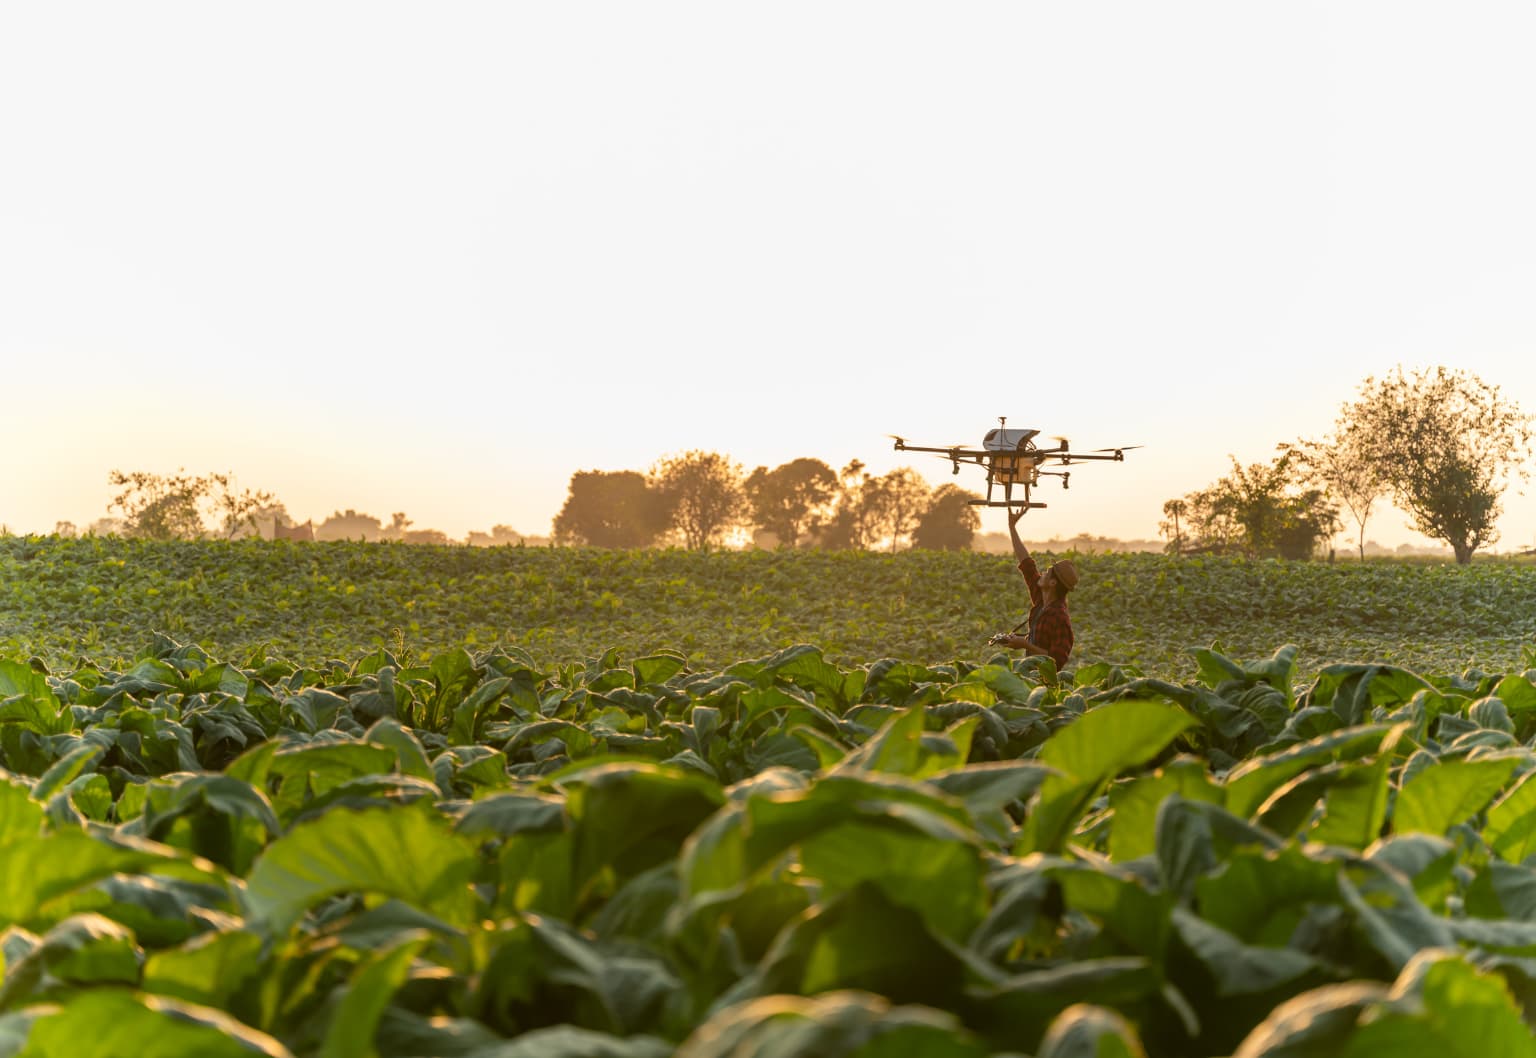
[1341, 366, 1533, 564]
[743, 458, 838, 548]
[207, 472, 276, 539]
[552, 470, 668, 547]
[818, 461, 879, 550]
[1283, 430, 1385, 561]
[650, 450, 744, 549]
[1163, 453, 1337, 559]
[1159, 498, 1188, 554]
[317, 509, 385, 542]
[107, 469, 274, 541]
[108, 469, 207, 540]
[912, 484, 981, 550]
[863, 467, 933, 552]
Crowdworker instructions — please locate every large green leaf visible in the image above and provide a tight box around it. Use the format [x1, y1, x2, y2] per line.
[142, 929, 265, 1009]
[1223, 725, 1395, 820]
[16, 989, 293, 1057]
[744, 884, 974, 1010]
[1110, 759, 1221, 862]
[319, 932, 430, 1058]
[0, 660, 70, 736]
[0, 913, 141, 1008]
[562, 763, 726, 896]
[1018, 699, 1196, 854]
[1230, 981, 1389, 1058]
[1308, 750, 1396, 850]
[798, 817, 988, 942]
[0, 830, 224, 930]
[1036, 1004, 1147, 1058]
[1197, 844, 1342, 944]
[243, 803, 478, 936]
[1484, 772, 1536, 863]
[0, 779, 42, 846]
[1338, 951, 1536, 1058]
[675, 991, 989, 1058]
[1394, 756, 1519, 837]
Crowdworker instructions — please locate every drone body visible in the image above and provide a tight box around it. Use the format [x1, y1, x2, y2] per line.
[891, 417, 1139, 510]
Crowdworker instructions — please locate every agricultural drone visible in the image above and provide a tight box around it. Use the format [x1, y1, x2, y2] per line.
[890, 417, 1140, 510]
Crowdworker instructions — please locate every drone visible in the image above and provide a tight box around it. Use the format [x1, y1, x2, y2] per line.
[890, 416, 1140, 510]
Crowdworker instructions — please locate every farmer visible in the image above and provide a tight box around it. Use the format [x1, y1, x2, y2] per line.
[993, 506, 1077, 669]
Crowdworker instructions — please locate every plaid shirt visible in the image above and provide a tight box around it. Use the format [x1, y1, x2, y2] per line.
[1018, 556, 1073, 669]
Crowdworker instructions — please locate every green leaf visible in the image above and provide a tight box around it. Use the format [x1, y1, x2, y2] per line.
[1224, 725, 1395, 820]
[675, 991, 989, 1058]
[143, 929, 265, 1009]
[31, 745, 102, 803]
[1230, 981, 1389, 1058]
[1484, 772, 1536, 863]
[0, 830, 222, 930]
[243, 803, 478, 936]
[969, 958, 1164, 1056]
[1464, 859, 1536, 921]
[0, 660, 70, 736]
[1308, 740, 1400, 850]
[746, 884, 973, 1010]
[319, 932, 430, 1058]
[1037, 1004, 1147, 1058]
[1171, 908, 1323, 996]
[1019, 699, 1196, 854]
[0, 778, 43, 846]
[563, 763, 726, 894]
[1197, 844, 1342, 943]
[16, 989, 293, 1057]
[1339, 951, 1536, 1058]
[1108, 758, 1220, 862]
[798, 817, 988, 942]
[0, 913, 141, 1008]
[1394, 756, 1519, 837]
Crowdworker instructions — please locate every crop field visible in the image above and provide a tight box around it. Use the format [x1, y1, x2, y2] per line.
[2, 536, 1534, 677]
[3, 537, 1536, 1055]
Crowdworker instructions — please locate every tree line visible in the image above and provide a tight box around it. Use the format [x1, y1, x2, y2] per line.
[1161, 366, 1533, 564]
[552, 452, 984, 551]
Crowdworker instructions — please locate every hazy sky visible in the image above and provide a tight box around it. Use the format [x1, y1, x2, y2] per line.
[4, 3, 1534, 549]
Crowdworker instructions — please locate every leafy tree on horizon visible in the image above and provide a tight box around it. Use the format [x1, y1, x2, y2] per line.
[552, 470, 668, 547]
[912, 483, 982, 550]
[1162, 453, 1336, 559]
[1340, 366, 1532, 564]
[651, 450, 744, 549]
[1283, 428, 1385, 561]
[863, 467, 932, 552]
[743, 458, 838, 548]
[107, 469, 274, 541]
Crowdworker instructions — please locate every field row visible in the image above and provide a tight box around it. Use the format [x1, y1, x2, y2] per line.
[2, 537, 1534, 677]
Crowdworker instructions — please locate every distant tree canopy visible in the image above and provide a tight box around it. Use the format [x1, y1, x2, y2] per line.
[1338, 366, 1532, 564]
[552, 470, 668, 548]
[1161, 453, 1337, 560]
[913, 484, 982, 550]
[651, 450, 744, 550]
[1283, 428, 1383, 562]
[107, 469, 274, 541]
[743, 458, 837, 548]
[551, 453, 986, 552]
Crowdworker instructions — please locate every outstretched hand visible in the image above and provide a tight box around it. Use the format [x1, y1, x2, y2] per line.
[1008, 507, 1027, 528]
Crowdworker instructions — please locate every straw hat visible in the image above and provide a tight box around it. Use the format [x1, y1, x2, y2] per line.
[1050, 560, 1080, 591]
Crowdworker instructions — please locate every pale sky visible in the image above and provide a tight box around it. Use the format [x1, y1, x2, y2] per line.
[3, 3, 1534, 550]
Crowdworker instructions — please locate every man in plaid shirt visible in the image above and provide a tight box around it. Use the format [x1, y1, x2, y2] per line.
[994, 507, 1078, 669]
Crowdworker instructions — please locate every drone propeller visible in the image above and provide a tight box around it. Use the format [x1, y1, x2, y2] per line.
[1092, 445, 1144, 452]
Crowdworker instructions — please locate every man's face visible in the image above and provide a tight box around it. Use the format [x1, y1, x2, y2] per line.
[1042, 568, 1058, 591]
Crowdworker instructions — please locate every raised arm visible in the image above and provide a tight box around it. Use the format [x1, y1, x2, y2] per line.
[1008, 507, 1043, 606]
[1007, 507, 1030, 564]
